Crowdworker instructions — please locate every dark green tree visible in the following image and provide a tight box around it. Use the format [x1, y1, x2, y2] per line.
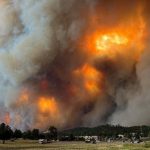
[13, 129, 22, 139]
[23, 130, 32, 139]
[48, 126, 58, 140]
[32, 129, 39, 140]
[69, 133, 75, 141]
[0, 123, 13, 144]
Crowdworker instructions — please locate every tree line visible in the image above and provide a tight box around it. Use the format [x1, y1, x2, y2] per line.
[60, 124, 150, 140]
[1, 123, 150, 143]
[0, 123, 57, 144]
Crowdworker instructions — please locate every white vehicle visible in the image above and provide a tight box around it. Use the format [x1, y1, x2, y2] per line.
[85, 138, 91, 143]
[38, 139, 48, 144]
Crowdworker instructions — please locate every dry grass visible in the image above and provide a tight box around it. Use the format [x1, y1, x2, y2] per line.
[0, 140, 149, 150]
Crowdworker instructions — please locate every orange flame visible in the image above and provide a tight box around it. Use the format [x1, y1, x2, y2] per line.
[38, 97, 59, 114]
[81, 6, 146, 61]
[35, 96, 63, 129]
[96, 33, 128, 51]
[74, 64, 103, 95]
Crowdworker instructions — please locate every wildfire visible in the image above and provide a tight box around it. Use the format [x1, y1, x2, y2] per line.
[96, 33, 128, 51]
[74, 64, 103, 95]
[2, 1, 149, 130]
[38, 97, 59, 114]
[36, 96, 62, 129]
[82, 8, 146, 61]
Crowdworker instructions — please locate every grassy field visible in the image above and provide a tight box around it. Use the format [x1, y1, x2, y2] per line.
[0, 140, 150, 150]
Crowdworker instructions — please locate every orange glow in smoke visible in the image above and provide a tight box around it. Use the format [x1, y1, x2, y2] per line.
[81, 64, 100, 93]
[14, 89, 30, 108]
[74, 64, 103, 95]
[4, 112, 10, 125]
[38, 97, 59, 114]
[82, 8, 146, 61]
[84, 28, 145, 59]
[34, 96, 63, 129]
[19, 89, 29, 104]
[96, 33, 128, 51]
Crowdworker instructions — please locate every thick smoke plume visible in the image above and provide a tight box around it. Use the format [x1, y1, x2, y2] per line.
[0, 0, 150, 130]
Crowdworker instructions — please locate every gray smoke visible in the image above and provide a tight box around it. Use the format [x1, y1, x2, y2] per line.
[0, 0, 149, 130]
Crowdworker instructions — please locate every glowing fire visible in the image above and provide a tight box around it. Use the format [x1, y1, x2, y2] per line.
[84, 28, 145, 58]
[36, 96, 62, 129]
[96, 33, 128, 51]
[38, 97, 59, 114]
[82, 9, 145, 61]
[74, 64, 103, 95]
[81, 64, 100, 93]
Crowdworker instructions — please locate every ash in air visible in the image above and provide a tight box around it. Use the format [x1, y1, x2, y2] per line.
[0, 0, 150, 130]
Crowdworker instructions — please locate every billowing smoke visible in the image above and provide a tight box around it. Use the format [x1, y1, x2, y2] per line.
[0, 0, 150, 130]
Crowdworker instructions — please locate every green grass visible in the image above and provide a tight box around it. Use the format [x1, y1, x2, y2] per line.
[0, 140, 150, 150]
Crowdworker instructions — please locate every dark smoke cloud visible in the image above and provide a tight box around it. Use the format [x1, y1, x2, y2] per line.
[0, 0, 149, 130]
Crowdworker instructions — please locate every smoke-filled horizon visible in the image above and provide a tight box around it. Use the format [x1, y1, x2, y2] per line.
[0, 0, 150, 130]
